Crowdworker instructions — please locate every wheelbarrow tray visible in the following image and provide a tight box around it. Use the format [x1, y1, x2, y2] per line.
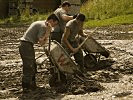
[81, 36, 110, 58]
[49, 40, 79, 74]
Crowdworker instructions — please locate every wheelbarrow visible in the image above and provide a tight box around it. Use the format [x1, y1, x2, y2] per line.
[45, 40, 84, 88]
[43, 28, 110, 90]
[79, 35, 110, 70]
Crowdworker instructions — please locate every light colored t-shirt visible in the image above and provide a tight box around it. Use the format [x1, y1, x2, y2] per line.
[65, 19, 80, 42]
[53, 8, 68, 32]
[21, 21, 46, 44]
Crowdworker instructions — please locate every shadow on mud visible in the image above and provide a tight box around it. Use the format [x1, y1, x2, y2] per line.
[18, 87, 58, 100]
[85, 59, 115, 71]
[84, 59, 122, 83]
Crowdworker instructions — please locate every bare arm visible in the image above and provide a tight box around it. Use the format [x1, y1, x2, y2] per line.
[78, 30, 88, 37]
[38, 31, 50, 46]
[62, 27, 78, 53]
[38, 23, 52, 46]
[61, 14, 73, 21]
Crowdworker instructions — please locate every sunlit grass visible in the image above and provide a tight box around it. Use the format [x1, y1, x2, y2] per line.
[0, 0, 133, 28]
[84, 14, 133, 28]
[0, 7, 50, 25]
[81, 0, 133, 20]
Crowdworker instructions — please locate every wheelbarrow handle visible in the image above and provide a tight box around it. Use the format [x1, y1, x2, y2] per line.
[78, 27, 98, 49]
[70, 27, 98, 56]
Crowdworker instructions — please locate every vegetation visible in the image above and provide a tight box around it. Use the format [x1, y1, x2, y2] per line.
[84, 14, 133, 28]
[0, 0, 133, 27]
[81, 0, 133, 27]
[0, 10, 49, 25]
[81, 0, 133, 19]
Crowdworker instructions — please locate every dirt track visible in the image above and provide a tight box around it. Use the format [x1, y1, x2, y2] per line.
[0, 24, 133, 100]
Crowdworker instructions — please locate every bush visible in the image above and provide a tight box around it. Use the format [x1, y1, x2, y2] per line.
[80, 0, 133, 20]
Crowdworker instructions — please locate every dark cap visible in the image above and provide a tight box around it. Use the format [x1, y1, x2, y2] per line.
[76, 13, 86, 22]
[61, 1, 71, 7]
[47, 14, 59, 22]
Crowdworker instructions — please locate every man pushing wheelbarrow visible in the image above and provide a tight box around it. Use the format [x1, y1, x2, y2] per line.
[61, 13, 88, 72]
[61, 13, 109, 72]
[46, 14, 109, 92]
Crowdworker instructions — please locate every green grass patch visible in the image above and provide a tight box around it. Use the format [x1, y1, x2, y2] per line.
[84, 14, 133, 28]
[81, 0, 133, 20]
[0, 6, 51, 25]
[0, 0, 133, 27]
[19, 13, 48, 24]
[0, 13, 49, 25]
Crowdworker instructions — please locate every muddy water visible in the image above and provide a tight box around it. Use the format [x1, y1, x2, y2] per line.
[0, 24, 133, 100]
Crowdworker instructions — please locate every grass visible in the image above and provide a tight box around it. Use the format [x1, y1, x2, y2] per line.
[81, 0, 133, 20]
[0, 12, 49, 25]
[80, 0, 133, 27]
[0, 0, 133, 28]
[19, 14, 48, 24]
[84, 14, 133, 28]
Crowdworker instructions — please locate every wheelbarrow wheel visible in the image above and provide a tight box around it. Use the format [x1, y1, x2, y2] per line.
[84, 54, 97, 71]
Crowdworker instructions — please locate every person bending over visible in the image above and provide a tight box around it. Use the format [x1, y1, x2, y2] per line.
[62, 13, 87, 72]
[19, 14, 59, 93]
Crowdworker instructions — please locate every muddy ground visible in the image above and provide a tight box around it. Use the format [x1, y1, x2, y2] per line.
[0, 24, 133, 100]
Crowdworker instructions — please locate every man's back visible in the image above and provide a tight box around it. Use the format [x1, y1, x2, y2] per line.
[21, 21, 46, 44]
[65, 19, 80, 42]
[54, 8, 67, 31]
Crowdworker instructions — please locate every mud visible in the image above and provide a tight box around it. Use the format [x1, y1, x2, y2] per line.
[0, 24, 133, 100]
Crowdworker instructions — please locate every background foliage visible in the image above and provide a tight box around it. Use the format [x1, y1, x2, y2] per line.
[81, 0, 133, 20]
